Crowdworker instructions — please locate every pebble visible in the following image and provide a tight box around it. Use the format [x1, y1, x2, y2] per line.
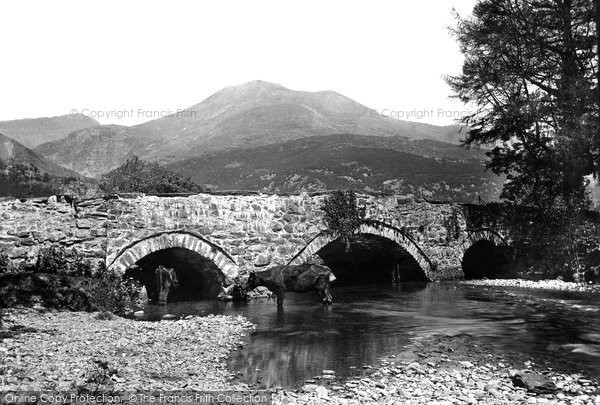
[3, 306, 599, 405]
[1, 308, 253, 392]
[462, 279, 600, 293]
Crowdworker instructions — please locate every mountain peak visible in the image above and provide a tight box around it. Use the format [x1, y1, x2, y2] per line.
[35, 82, 464, 178]
[239, 79, 284, 88]
[220, 80, 288, 94]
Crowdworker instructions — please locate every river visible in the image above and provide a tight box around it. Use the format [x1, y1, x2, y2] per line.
[138, 282, 600, 388]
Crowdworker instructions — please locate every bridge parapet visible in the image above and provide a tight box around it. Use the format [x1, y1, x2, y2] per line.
[0, 193, 513, 281]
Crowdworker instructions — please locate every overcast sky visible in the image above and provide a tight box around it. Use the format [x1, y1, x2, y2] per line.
[0, 0, 476, 126]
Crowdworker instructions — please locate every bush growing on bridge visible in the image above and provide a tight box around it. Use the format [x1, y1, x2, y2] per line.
[321, 190, 366, 251]
[35, 245, 69, 274]
[0, 253, 9, 274]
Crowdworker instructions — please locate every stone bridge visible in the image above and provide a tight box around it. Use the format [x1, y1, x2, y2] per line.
[0, 192, 513, 289]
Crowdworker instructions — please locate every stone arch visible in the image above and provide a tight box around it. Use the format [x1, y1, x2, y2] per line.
[459, 228, 515, 280]
[107, 230, 238, 280]
[288, 220, 435, 281]
[459, 228, 509, 255]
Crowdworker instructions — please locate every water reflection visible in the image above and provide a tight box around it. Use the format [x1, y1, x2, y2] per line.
[139, 282, 600, 388]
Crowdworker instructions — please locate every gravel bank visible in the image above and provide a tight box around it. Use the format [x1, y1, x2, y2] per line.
[1, 307, 598, 404]
[0, 307, 254, 391]
[461, 279, 600, 293]
[273, 334, 600, 404]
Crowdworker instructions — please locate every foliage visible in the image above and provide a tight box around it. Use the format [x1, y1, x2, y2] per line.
[34, 246, 98, 277]
[0, 253, 9, 274]
[99, 156, 203, 194]
[0, 159, 57, 197]
[321, 190, 366, 250]
[79, 271, 142, 315]
[0, 159, 98, 198]
[35, 245, 69, 274]
[463, 202, 600, 280]
[29, 245, 141, 314]
[443, 208, 462, 241]
[448, 0, 599, 210]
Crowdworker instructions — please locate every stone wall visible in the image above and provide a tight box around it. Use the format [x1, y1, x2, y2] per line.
[0, 193, 517, 283]
[0, 196, 106, 271]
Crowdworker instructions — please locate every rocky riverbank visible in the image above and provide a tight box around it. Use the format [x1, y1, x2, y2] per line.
[1, 307, 599, 404]
[461, 279, 600, 293]
[0, 307, 254, 391]
[273, 333, 599, 404]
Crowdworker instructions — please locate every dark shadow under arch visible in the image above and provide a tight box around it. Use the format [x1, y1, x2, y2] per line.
[135, 247, 225, 301]
[288, 220, 435, 280]
[315, 233, 429, 286]
[462, 239, 516, 280]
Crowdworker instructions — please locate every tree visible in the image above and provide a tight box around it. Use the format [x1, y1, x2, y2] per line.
[99, 156, 203, 194]
[448, 0, 599, 210]
[321, 190, 366, 251]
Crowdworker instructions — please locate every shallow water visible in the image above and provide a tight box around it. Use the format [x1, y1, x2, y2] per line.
[139, 282, 600, 388]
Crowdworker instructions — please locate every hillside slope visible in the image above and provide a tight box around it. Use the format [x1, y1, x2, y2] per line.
[35, 81, 467, 176]
[0, 114, 98, 148]
[133, 80, 464, 162]
[165, 134, 501, 202]
[35, 125, 141, 178]
[0, 133, 79, 178]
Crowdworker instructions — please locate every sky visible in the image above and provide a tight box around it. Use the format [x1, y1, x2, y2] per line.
[0, 0, 476, 127]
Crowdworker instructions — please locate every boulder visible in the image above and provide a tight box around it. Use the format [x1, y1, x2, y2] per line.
[511, 372, 556, 394]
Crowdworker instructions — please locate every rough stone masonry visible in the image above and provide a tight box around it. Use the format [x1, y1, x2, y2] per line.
[0, 192, 511, 284]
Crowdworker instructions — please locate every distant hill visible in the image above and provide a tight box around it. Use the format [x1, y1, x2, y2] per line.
[34, 81, 467, 177]
[35, 125, 141, 178]
[0, 133, 79, 178]
[132, 80, 465, 163]
[0, 114, 99, 148]
[165, 134, 502, 202]
[0, 133, 90, 198]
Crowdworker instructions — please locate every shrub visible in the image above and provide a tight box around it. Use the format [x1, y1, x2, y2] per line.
[70, 259, 95, 278]
[99, 156, 203, 194]
[35, 245, 69, 274]
[0, 255, 25, 274]
[78, 270, 142, 315]
[321, 190, 366, 251]
[0, 253, 8, 274]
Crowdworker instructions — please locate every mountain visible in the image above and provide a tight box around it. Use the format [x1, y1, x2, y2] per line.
[132, 80, 465, 162]
[164, 134, 502, 201]
[0, 114, 99, 149]
[34, 125, 141, 178]
[34, 81, 466, 177]
[0, 133, 79, 178]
